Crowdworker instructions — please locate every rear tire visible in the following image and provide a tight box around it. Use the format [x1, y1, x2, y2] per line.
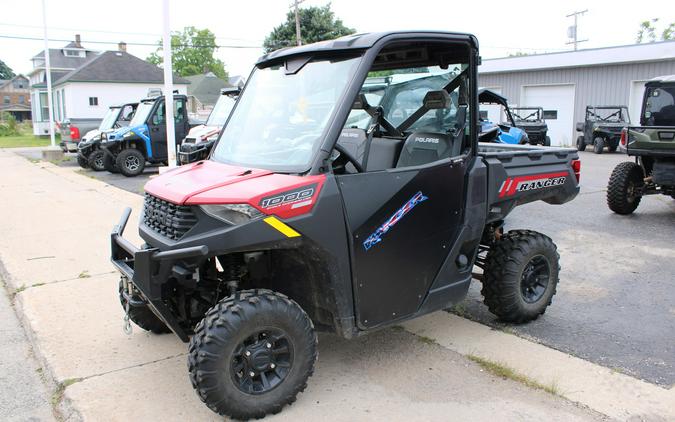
[77, 155, 89, 169]
[481, 230, 559, 323]
[88, 150, 106, 171]
[116, 148, 145, 177]
[576, 136, 586, 151]
[543, 136, 551, 147]
[103, 153, 119, 173]
[593, 137, 604, 154]
[188, 289, 317, 420]
[118, 281, 170, 334]
[607, 161, 644, 214]
[608, 140, 618, 153]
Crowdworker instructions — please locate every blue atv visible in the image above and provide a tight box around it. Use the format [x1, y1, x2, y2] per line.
[100, 93, 193, 176]
[478, 89, 529, 144]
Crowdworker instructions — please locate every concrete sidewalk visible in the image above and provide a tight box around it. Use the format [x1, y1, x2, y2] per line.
[0, 149, 644, 421]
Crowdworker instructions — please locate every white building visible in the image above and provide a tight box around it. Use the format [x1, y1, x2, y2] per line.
[479, 40, 675, 146]
[29, 35, 189, 135]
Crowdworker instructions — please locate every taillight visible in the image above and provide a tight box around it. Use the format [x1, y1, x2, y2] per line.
[571, 159, 581, 183]
[70, 126, 81, 141]
[620, 128, 627, 146]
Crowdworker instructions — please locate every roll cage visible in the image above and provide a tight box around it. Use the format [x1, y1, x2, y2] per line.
[248, 32, 480, 175]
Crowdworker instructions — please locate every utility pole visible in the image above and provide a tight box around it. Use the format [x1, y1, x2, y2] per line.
[161, 0, 176, 167]
[41, 0, 55, 147]
[566, 10, 588, 51]
[291, 0, 305, 46]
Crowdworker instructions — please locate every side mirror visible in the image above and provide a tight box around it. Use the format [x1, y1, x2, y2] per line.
[152, 115, 160, 125]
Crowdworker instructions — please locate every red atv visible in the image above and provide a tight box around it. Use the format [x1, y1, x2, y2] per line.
[111, 31, 580, 419]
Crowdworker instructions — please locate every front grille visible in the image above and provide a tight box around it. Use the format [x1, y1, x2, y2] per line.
[143, 194, 197, 240]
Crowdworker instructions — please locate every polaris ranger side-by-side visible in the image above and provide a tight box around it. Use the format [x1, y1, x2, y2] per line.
[110, 31, 580, 419]
[512, 107, 550, 146]
[607, 75, 675, 214]
[178, 87, 239, 165]
[76, 103, 138, 171]
[576, 105, 630, 154]
[99, 93, 194, 176]
[477, 89, 529, 145]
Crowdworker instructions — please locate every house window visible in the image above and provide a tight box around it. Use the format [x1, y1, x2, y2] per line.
[19, 95, 25, 104]
[64, 49, 84, 57]
[39, 92, 49, 121]
[13, 79, 25, 89]
[3, 96, 9, 104]
[543, 110, 558, 120]
[88, 97, 98, 106]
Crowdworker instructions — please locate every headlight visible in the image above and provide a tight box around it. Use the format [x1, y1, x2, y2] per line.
[123, 131, 134, 138]
[200, 204, 263, 225]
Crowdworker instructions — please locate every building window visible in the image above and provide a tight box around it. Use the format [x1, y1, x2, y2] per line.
[19, 95, 25, 104]
[13, 79, 25, 89]
[3, 96, 9, 104]
[543, 110, 558, 120]
[39, 92, 49, 121]
[88, 97, 98, 106]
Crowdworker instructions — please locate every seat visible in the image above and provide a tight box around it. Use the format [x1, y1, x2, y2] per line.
[395, 132, 453, 167]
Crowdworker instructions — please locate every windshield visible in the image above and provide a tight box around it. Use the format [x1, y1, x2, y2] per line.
[512, 108, 542, 122]
[211, 56, 361, 172]
[644, 86, 675, 126]
[588, 107, 629, 123]
[99, 107, 120, 131]
[130, 101, 155, 126]
[206, 95, 236, 127]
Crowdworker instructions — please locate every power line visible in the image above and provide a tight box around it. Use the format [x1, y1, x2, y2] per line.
[0, 34, 262, 49]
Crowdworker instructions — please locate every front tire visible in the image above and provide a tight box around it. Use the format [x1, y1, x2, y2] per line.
[593, 137, 604, 154]
[77, 155, 89, 169]
[607, 161, 644, 214]
[88, 150, 106, 171]
[576, 136, 586, 151]
[118, 281, 170, 334]
[481, 230, 559, 323]
[116, 148, 145, 177]
[188, 289, 317, 420]
[103, 153, 119, 173]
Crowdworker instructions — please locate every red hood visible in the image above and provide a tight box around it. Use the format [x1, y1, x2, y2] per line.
[144, 160, 326, 219]
[145, 160, 273, 204]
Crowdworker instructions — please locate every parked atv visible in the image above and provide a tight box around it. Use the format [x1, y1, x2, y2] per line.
[76, 103, 137, 171]
[99, 93, 193, 176]
[478, 89, 529, 144]
[110, 31, 580, 420]
[608, 75, 675, 214]
[576, 105, 630, 154]
[512, 107, 550, 146]
[178, 87, 239, 165]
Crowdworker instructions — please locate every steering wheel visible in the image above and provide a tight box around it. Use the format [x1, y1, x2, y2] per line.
[333, 143, 364, 173]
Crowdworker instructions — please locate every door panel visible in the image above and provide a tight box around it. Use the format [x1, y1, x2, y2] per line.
[338, 160, 466, 327]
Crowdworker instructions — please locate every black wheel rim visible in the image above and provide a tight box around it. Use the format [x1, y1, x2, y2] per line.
[230, 329, 293, 395]
[520, 255, 551, 303]
[94, 154, 104, 168]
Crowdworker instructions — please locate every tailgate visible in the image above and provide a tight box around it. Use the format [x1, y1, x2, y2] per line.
[478, 143, 580, 221]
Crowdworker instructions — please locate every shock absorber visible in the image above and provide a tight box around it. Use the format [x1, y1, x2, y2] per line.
[220, 254, 243, 296]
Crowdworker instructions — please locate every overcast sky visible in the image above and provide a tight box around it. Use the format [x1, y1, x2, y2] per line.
[2, 0, 673, 78]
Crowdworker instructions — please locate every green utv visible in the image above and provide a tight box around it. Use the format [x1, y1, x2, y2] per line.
[607, 75, 675, 214]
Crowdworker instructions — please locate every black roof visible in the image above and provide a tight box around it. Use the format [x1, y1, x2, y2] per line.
[256, 31, 477, 66]
[478, 88, 508, 106]
[52, 51, 189, 86]
[32, 48, 97, 70]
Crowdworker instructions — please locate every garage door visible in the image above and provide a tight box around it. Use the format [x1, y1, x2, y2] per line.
[629, 81, 647, 125]
[521, 85, 575, 146]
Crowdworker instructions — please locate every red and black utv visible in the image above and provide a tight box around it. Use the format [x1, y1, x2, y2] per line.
[111, 31, 580, 419]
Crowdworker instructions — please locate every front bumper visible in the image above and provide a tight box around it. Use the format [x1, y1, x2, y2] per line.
[111, 208, 209, 342]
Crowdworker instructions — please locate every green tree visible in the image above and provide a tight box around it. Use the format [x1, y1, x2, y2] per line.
[147, 26, 227, 79]
[263, 3, 355, 53]
[636, 18, 675, 43]
[0, 59, 15, 80]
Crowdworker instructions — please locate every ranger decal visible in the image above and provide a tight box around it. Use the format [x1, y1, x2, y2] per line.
[499, 172, 568, 198]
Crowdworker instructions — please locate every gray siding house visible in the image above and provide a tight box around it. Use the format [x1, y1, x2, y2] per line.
[478, 41, 675, 146]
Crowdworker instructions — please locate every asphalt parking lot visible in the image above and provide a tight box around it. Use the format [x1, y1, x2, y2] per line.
[459, 151, 675, 386]
[30, 149, 675, 387]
